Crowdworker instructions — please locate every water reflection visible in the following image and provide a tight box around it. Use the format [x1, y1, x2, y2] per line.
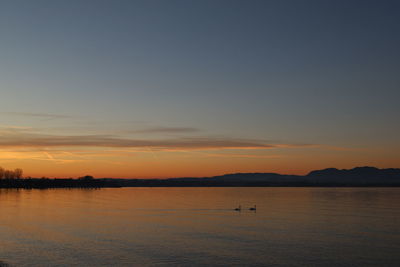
[0, 188, 399, 266]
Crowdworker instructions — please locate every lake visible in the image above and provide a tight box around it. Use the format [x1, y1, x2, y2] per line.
[0, 187, 399, 266]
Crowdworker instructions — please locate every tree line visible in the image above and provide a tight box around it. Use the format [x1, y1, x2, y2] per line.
[0, 167, 111, 188]
[0, 167, 23, 179]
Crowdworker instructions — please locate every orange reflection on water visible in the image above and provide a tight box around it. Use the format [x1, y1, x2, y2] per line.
[1, 188, 400, 266]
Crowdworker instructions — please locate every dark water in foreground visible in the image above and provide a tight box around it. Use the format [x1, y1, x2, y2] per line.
[0, 187, 399, 266]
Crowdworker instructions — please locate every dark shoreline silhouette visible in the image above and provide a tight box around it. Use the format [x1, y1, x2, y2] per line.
[1, 167, 400, 189]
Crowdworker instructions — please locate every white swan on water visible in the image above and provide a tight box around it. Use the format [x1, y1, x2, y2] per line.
[249, 205, 257, 211]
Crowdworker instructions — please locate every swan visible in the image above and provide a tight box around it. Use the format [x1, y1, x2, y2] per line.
[234, 205, 241, 211]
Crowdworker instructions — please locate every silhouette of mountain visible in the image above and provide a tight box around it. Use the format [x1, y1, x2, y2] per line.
[305, 166, 400, 185]
[0, 166, 399, 188]
[110, 166, 400, 187]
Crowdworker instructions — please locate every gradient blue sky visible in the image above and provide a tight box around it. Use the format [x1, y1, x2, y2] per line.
[0, 0, 399, 177]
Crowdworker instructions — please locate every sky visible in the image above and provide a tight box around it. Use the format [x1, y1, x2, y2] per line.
[0, 0, 399, 178]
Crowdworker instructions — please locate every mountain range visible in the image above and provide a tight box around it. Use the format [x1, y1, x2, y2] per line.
[108, 166, 400, 187]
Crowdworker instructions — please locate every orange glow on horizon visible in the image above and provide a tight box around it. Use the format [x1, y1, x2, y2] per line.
[0, 145, 398, 179]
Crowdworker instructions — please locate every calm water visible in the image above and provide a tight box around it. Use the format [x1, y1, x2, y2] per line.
[0, 187, 399, 266]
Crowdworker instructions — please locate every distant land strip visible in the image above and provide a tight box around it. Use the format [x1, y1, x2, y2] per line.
[0, 167, 400, 189]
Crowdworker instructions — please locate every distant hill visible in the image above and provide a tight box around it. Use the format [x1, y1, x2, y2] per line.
[1, 166, 399, 188]
[111, 166, 400, 187]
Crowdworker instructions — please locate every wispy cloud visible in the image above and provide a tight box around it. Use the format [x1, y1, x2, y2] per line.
[0, 133, 270, 150]
[0, 112, 73, 120]
[202, 153, 283, 159]
[0, 124, 32, 130]
[0, 149, 84, 164]
[0, 127, 278, 150]
[131, 127, 200, 134]
[0, 146, 140, 164]
[0, 127, 323, 152]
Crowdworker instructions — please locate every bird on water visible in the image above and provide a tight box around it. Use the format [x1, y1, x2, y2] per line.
[234, 205, 241, 211]
[249, 205, 257, 211]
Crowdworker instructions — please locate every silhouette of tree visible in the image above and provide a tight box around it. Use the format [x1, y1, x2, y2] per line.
[79, 175, 94, 180]
[0, 167, 24, 179]
[14, 168, 23, 179]
[4, 170, 13, 179]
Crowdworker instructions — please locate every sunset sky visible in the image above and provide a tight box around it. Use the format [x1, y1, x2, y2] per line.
[0, 0, 399, 178]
